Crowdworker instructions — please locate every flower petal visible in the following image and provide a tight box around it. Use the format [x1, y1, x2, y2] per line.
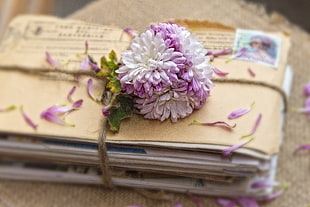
[84, 40, 89, 54]
[174, 202, 183, 207]
[67, 86, 77, 102]
[236, 197, 259, 207]
[213, 67, 229, 77]
[222, 138, 253, 157]
[251, 180, 277, 189]
[45, 51, 60, 68]
[294, 144, 310, 153]
[72, 99, 83, 109]
[87, 79, 99, 102]
[102, 105, 112, 117]
[124, 28, 138, 37]
[0, 105, 16, 112]
[88, 60, 101, 71]
[242, 113, 262, 138]
[21, 106, 38, 130]
[192, 120, 236, 129]
[262, 190, 283, 202]
[228, 102, 254, 119]
[80, 56, 90, 70]
[216, 198, 237, 207]
[206, 48, 233, 57]
[233, 47, 247, 58]
[248, 67, 256, 77]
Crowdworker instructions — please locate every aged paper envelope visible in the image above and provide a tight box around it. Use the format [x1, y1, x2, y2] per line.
[0, 15, 290, 157]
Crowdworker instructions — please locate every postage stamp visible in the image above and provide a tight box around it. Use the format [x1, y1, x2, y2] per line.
[232, 29, 282, 67]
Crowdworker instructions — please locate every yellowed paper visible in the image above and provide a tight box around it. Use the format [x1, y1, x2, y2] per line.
[0, 15, 132, 141]
[0, 15, 290, 157]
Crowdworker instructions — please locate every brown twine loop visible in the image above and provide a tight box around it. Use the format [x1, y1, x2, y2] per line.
[98, 120, 115, 188]
[212, 78, 288, 112]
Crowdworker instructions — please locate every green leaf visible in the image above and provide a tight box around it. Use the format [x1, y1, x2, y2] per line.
[108, 50, 117, 62]
[107, 94, 135, 132]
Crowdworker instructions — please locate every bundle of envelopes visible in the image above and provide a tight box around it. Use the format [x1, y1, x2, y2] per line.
[0, 15, 291, 198]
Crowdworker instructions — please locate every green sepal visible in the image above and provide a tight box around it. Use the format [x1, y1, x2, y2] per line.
[107, 94, 135, 132]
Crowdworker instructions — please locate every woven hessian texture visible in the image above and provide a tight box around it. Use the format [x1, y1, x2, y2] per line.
[1, 0, 310, 206]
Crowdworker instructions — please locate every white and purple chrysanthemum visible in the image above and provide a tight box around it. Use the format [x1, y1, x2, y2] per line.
[117, 23, 213, 122]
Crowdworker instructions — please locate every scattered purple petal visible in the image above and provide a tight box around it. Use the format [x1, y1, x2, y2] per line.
[226, 47, 247, 63]
[216, 198, 237, 207]
[84, 40, 89, 54]
[174, 202, 183, 207]
[124, 28, 138, 37]
[72, 99, 83, 109]
[303, 82, 310, 96]
[228, 102, 254, 119]
[0, 105, 16, 112]
[251, 180, 277, 189]
[222, 138, 253, 157]
[67, 86, 77, 102]
[241, 113, 262, 138]
[102, 105, 112, 117]
[248, 67, 256, 77]
[88, 60, 101, 71]
[187, 192, 202, 207]
[87, 79, 99, 102]
[45, 51, 60, 68]
[262, 190, 283, 202]
[40, 105, 76, 126]
[206, 48, 233, 57]
[192, 120, 236, 129]
[213, 67, 229, 77]
[294, 144, 310, 153]
[236, 197, 259, 207]
[20, 106, 38, 130]
[233, 47, 247, 58]
[80, 56, 90, 70]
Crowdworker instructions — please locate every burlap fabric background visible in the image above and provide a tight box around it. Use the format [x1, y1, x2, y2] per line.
[0, 0, 309, 206]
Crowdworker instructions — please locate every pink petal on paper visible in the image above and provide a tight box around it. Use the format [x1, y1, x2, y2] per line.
[45, 51, 60, 68]
[251, 180, 277, 189]
[192, 120, 236, 129]
[72, 99, 83, 108]
[242, 113, 262, 138]
[40, 105, 75, 126]
[216, 198, 237, 207]
[80, 56, 90, 70]
[248, 67, 256, 77]
[236, 197, 259, 207]
[67, 86, 77, 102]
[233, 47, 247, 58]
[213, 67, 229, 76]
[294, 144, 310, 153]
[228, 108, 251, 119]
[21, 106, 38, 130]
[84, 40, 89, 54]
[88, 60, 101, 71]
[87, 78, 99, 102]
[102, 105, 112, 117]
[262, 190, 283, 202]
[222, 138, 253, 157]
[124, 28, 138, 37]
[303, 82, 310, 96]
[206, 48, 233, 57]
[0, 105, 16, 112]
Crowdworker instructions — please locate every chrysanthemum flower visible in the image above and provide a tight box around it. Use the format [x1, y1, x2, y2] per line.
[117, 23, 213, 122]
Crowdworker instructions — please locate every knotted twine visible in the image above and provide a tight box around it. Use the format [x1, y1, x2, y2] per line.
[0, 65, 288, 189]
